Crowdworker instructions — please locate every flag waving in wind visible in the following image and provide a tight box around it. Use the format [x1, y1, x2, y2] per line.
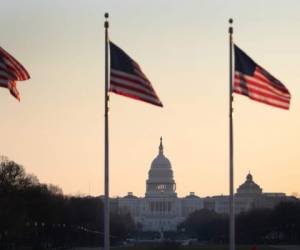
[0, 47, 30, 101]
[109, 41, 163, 107]
[234, 45, 291, 110]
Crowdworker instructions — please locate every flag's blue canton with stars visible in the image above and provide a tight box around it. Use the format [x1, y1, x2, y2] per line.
[234, 44, 290, 110]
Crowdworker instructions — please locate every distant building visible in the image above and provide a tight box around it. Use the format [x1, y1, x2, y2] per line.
[113, 138, 296, 232]
[203, 173, 295, 214]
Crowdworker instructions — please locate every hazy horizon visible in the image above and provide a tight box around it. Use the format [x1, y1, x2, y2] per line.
[1, 0, 300, 198]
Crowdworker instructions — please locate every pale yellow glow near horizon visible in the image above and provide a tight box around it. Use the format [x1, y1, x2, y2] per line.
[0, 0, 299, 198]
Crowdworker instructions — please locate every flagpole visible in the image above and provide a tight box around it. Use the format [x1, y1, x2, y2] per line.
[104, 12, 110, 250]
[228, 18, 235, 250]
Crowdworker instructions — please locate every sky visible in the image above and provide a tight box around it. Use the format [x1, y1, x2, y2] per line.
[1, 0, 300, 198]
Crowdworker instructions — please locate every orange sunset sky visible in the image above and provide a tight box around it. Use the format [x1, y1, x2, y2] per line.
[1, 0, 299, 198]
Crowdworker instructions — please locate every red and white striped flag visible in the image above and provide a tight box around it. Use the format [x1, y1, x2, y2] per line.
[234, 44, 290, 110]
[109, 41, 163, 107]
[0, 47, 30, 101]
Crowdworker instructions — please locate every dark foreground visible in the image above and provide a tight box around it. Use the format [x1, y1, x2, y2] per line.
[67, 245, 298, 250]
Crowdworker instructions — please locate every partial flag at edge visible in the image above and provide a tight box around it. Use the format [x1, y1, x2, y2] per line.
[0, 47, 30, 101]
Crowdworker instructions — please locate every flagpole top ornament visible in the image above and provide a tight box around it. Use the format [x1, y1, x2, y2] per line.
[229, 18, 233, 34]
[104, 13, 109, 28]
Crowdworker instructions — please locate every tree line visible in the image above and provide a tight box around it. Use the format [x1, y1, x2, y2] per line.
[179, 202, 300, 244]
[0, 157, 135, 249]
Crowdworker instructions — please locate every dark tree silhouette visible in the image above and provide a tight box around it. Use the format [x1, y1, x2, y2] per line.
[179, 209, 228, 242]
[180, 204, 300, 244]
[0, 157, 135, 249]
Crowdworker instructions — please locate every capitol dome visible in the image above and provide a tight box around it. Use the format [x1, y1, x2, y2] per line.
[150, 149, 172, 169]
[146, 137, 177, 197]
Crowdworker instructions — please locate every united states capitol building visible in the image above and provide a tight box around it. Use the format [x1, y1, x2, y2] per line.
[111, 138, 295, 232]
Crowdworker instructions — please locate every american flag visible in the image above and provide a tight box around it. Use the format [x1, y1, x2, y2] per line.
[0, 47, 30, 101]
[234, 44, 290, 110]
[109, 41, 163, 107]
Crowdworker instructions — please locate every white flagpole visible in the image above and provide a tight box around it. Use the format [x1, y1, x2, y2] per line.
[104, 12, 110, 250]
[229, 18, 235, 250]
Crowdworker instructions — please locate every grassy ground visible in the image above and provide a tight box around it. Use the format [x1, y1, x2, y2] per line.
[70, 245, 289, 250]
[113, 245, 286, 250]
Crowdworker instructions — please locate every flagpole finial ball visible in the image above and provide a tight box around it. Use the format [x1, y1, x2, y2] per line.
[104, 13, 109, 28]
[229, 18, 233, 24]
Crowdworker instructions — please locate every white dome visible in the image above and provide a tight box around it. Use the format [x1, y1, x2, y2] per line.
[146, 137, 177, 197]
[148, 137, 174, 181]
[151, 153, 171, 169]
